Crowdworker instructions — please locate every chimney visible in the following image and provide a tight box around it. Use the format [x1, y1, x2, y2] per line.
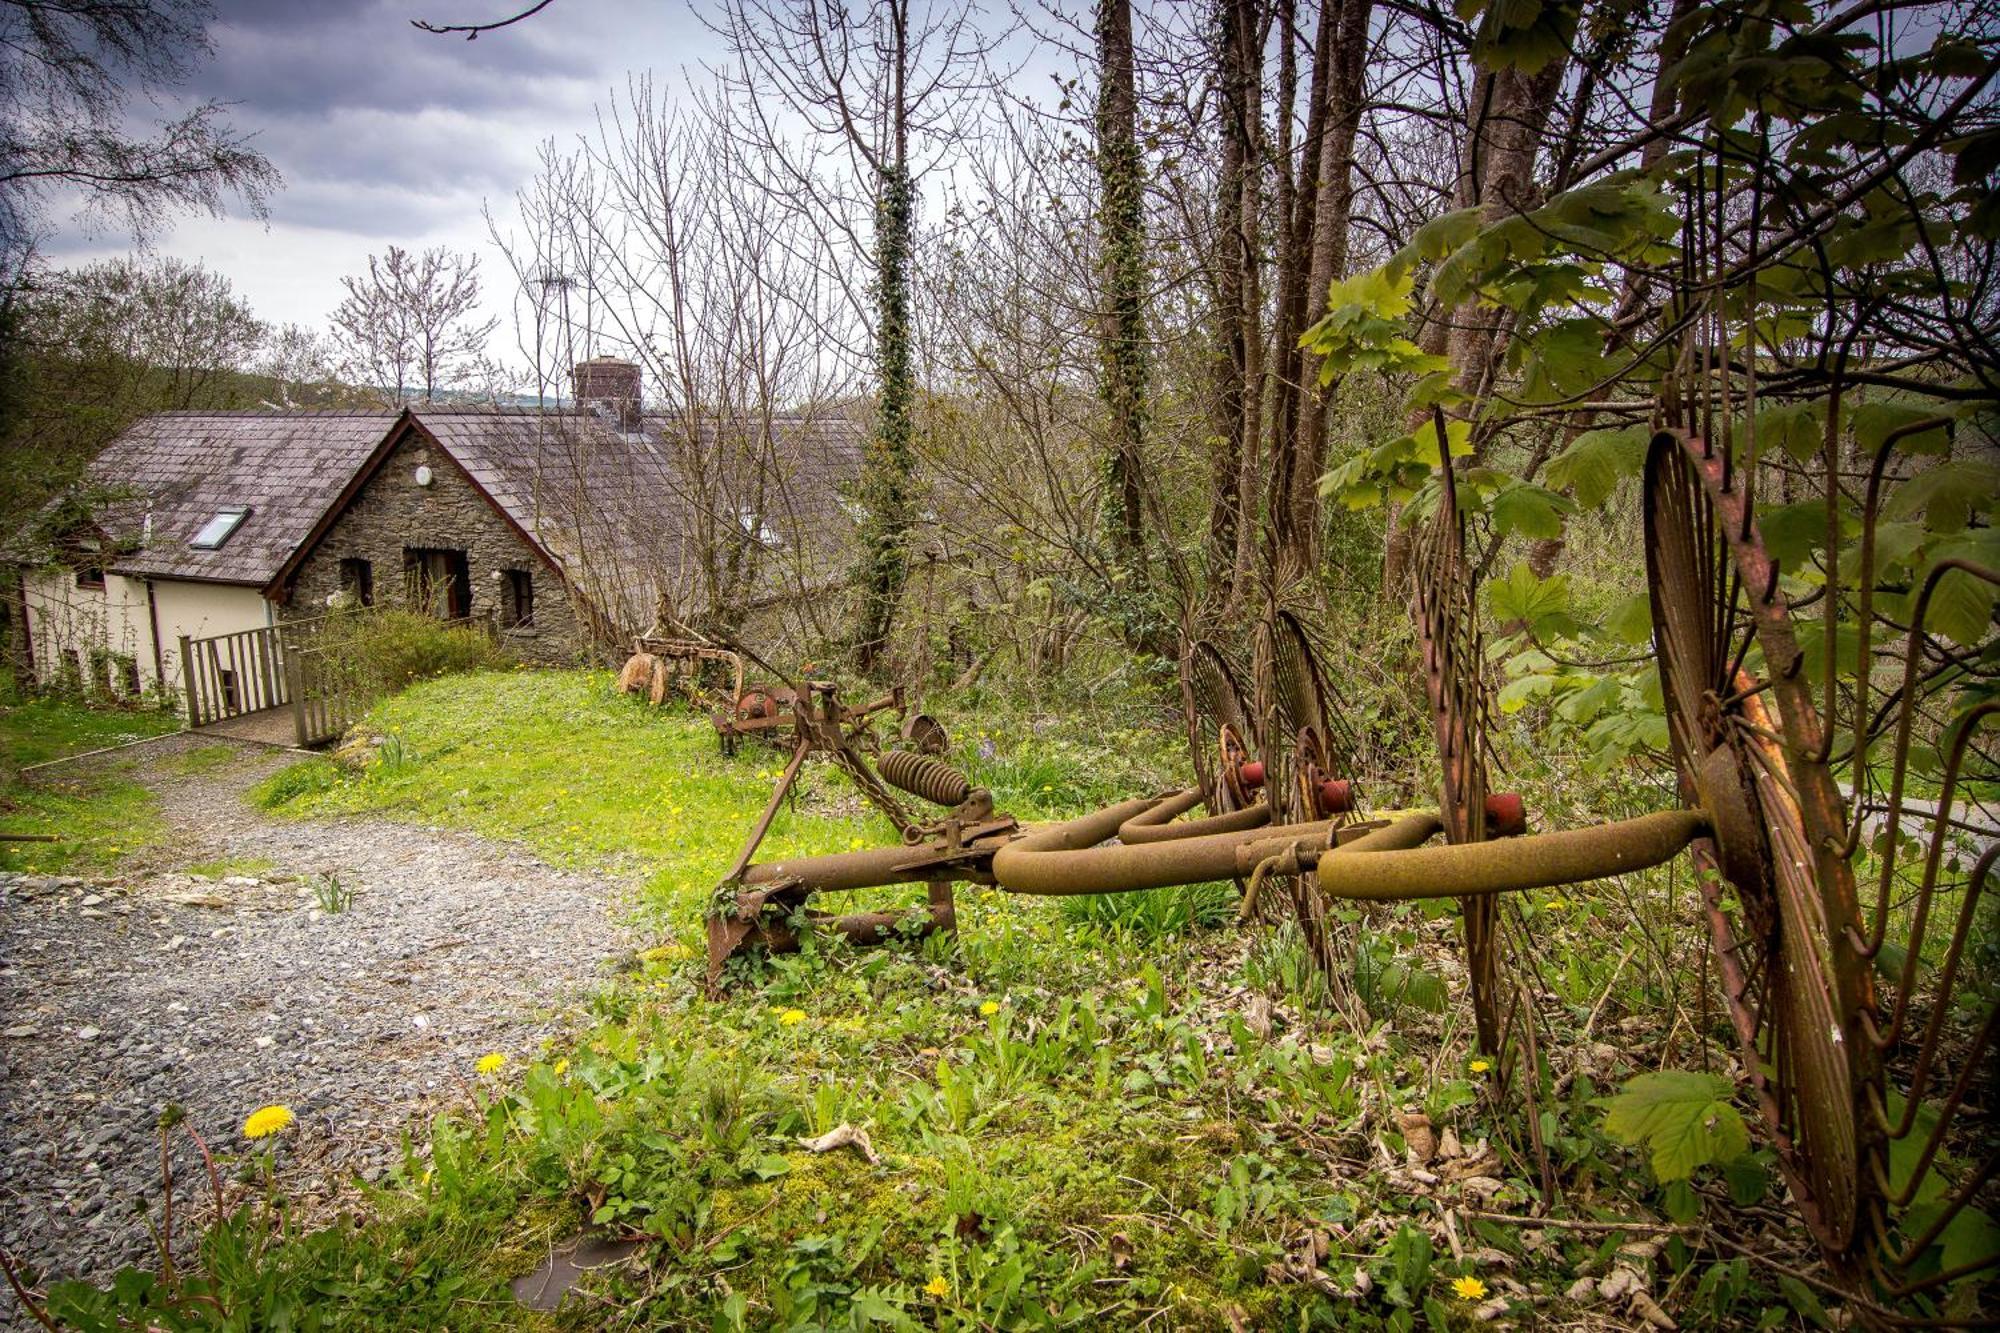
[572, 357, 642, 432]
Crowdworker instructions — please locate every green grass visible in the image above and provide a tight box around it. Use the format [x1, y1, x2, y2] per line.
[159, 741, 242, 776]
[44, 667, 1915, 1330]
[0, 694, 178, 874]
[1, 693, 180, 769]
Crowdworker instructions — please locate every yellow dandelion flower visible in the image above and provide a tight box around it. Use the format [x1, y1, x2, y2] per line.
[980, 1000, 1000, 1017]
[242, 1104, 294, 1139]
[924, 1275, 949, 1298]
[476, 1052, 507, 1075]
[1451, 1275, 1486, 1301]
[778, 1008, 806, 1027]
[553, 1058, 570, 1076]
[1469, 1058, 1492, 1074]
[849, 837, 865, 850]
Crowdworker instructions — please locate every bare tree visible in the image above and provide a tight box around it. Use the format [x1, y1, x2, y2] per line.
[491, 78, 864, 645]
[709, 0, 995, 675]
[330, 245, 500, 405]
[0, 0, 278, 275]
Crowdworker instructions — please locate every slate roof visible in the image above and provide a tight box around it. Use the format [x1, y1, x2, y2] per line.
[58, 404, 866, 638]
[406, 405, 866, 633]
[80, 412, 398, 585]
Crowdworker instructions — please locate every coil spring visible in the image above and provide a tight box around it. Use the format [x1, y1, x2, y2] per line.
[878, 749, 971, 806]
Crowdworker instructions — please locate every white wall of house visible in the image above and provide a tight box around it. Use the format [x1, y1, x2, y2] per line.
[152, 581, 273, 695]
[22, 569, 154, 695]
[21, 569, 271, 699]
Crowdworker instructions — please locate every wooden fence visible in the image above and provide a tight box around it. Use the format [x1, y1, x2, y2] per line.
[178, 626, 288, 729]
[180, 608, 388, 747]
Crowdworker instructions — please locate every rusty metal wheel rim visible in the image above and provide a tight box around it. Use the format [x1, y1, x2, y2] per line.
[1218, 723, 1257, 811]
[1182, 640, 1256, 816]
[1411, 473, 1507, 1054]
[1644, 430, 1867, 1257]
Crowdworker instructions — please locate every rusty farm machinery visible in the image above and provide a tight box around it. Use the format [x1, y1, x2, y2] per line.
[695, 412, 1997, 1320]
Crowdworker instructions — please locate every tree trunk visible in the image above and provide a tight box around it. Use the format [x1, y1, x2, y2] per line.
[1094, 0, 1150, 604]
[1271, 0, 1372, 587]
[853, 4, 918, 677]
[1382, 57, 1565, 600]
[1206, 0, 1265, 620]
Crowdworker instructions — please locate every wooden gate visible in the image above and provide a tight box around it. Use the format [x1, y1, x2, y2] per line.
[284, 640, 368, 747]
[179, 626, 289, 728]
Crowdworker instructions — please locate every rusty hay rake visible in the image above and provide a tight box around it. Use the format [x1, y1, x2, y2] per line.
[697, 417, 1994, 1319]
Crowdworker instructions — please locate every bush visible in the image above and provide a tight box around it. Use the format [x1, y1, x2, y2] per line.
[310, 609, 508, 699]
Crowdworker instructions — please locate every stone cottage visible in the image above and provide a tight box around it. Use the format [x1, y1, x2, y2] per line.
[17, 359, 866, 695]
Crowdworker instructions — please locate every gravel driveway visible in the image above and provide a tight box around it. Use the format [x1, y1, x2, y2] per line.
[1, 737, 630, 1316]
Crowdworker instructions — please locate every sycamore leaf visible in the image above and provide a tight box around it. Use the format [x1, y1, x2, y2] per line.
[1490, 480, 1576, 540]
[1498, 672, 1558, 714]
[1544, 424, 1649, 509]
[1602, 1071, 1750, 1183]
[1486, 561, 1579, 637]
[1853, 401, 1951, 457]
[1606, 592, 1653, 645]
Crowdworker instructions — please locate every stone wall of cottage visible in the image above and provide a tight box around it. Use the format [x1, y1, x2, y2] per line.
[280, 431, 587, 665]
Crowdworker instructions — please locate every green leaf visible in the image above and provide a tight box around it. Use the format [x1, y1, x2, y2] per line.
[1723, 1154, 1768, 1206]
[1490, 480, 1576, 540]
[1758, 500, 1833, 570]
[1606, 593, 1653, 645]
[1486, 562, 1578, 638]
[1602, 1070, 1750, 1182]
[1917, 531, 2000, 648]
[1852, 401, 1951, 457]
[1543, 424, 1649, 509]
[1939, 1205, 2000, 1276]
[1498, 673, 1557, 714]
[1885, 460, 2000, 534]
[748, 1154, 792, 1180]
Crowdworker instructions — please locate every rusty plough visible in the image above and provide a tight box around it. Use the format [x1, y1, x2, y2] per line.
[699, 415, 1996, 1320]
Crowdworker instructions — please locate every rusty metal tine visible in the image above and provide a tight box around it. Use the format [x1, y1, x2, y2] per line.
[1874, 995, 1998, 1212]
[721, 737, 813, 884]
[1867, 565, 2000, 957]
[1314, 811, 1709, 902]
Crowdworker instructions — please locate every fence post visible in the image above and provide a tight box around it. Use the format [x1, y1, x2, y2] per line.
[283, 641, 309, 747]
[177, 635, 197, 727]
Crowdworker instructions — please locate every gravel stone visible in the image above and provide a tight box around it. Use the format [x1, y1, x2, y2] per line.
[1, 739, 629, 1324]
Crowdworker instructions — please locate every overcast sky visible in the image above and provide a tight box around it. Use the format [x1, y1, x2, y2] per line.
[47, 0, 729, 337]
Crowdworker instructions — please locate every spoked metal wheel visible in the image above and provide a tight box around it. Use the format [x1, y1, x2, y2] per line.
[1181, 639, 1260, 817]
[1410, 468, 1554, 1190]
[1646, 429, 1999, 1308]
[1646, 429, 1869, 1256]
[1250, 609, 1368, 975]
[1257, 609, 1363, 826]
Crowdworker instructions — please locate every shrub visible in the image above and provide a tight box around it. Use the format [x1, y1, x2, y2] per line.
[309, 609, 507, 700]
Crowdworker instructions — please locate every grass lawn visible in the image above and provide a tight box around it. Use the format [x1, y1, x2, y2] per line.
[37, 669, 1874, 1330]
[0, 693, 180, 875]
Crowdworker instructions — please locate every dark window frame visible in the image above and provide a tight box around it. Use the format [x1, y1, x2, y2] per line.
[339, 556, 375, 607]
[499, 568, 534, 628]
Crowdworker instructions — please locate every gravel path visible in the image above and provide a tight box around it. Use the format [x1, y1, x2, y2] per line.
[1, 737, 630, 1315]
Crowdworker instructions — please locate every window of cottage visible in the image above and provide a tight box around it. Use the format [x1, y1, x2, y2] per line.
[339, 556, 374, 606]
[403, 547, 471, 619]
[190, 507, 249, 550]
[75, 565, 105, 590]
[500, 569, 534, 628]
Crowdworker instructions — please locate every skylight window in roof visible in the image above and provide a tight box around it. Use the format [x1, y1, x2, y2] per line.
[189, 507, 249, 550]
